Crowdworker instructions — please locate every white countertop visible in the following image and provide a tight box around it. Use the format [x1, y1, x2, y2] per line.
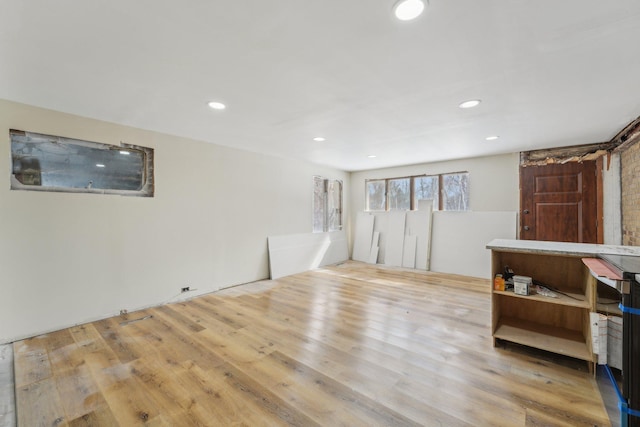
[486, 239, 640, 257]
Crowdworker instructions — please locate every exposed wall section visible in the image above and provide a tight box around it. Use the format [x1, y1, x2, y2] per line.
[0, 99, 349, 343]
[603, 153, 622, 245]
[621, 138, 640, 246]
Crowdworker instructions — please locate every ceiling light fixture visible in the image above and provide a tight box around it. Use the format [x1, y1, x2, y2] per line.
[393, 0, 426, 21]
[368, 155, 377, 158]
[313, 137, 326, 142]
[485, 135, 499, 141]
[119, 150, 130, 155]
[208, 101, 226, 110]
[96, 163, 105, 168]
[459, 99, 481, 109]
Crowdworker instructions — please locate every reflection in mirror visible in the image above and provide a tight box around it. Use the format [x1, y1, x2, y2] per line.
[10, 130, 154, 197]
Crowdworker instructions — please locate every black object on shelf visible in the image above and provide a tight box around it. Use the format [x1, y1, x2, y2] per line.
[599, 253, 640, 427]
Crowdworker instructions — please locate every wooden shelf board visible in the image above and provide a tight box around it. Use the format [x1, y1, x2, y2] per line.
[493, 289, 590, 309]
[494, 317, 592, 362]
[596, 302, 622, 316]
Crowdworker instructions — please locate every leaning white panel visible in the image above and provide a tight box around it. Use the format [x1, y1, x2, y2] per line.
[406, 199, 433, 270]
[367, 231, 380, 264]
[352, 213, 375, 262]
[402, 235, 417, 268]
[384, 211, 406, 267]
[268, 231, 349, 279]
[430, 211, 517, 278]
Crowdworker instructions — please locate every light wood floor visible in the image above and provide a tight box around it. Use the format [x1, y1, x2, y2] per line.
[14, 262, 611, 426]
[0, 344, 15, 427]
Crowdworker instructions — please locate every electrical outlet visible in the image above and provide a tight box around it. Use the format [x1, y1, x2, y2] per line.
[181, 287, 190, 293]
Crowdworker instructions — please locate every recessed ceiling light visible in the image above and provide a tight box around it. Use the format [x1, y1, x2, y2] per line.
[96, 163, 105, 168]
[459, 99, 481, 109]
[393, 0, 426, 21]
[207, 101, 226, 110]
[485, 135, 500, 141]
[313, 137, 326, 142]
[368, 155, 377, 158]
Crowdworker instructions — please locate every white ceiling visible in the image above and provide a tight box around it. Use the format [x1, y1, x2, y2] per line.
[2, 0, 640, 172]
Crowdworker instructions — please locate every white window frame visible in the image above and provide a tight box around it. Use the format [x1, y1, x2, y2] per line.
[313, 176, 343, 233]
[365, 172, 469, 211]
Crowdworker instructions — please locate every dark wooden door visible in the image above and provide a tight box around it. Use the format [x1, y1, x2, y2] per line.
[520, 161, 598, 243]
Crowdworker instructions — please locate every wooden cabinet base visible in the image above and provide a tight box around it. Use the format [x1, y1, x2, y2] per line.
[488, 240, 597, 372]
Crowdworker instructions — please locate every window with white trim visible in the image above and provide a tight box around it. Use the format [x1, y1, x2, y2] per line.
[365, 172, 469, 211]
[313, 176, 343, 232]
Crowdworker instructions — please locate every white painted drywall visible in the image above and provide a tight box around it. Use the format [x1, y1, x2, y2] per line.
[352, 213, 375, 262]
[349, 153, 520, 256]
[406, 202, 433, 270]
[383, 211, 406, 267]
[267, 231, 348, 279]
[430, 211, 518, 278]
[0, 99, 350, 343]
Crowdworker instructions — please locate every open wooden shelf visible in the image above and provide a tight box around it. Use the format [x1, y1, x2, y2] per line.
[489, 242, 597, 367]
[494, 289, 590, 309]
[494, 317, 592, 362]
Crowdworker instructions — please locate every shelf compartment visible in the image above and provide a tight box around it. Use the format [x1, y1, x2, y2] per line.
[596, 301, 622, 316]
[494, 317, 593, 362]
[494, 289, 590, 309]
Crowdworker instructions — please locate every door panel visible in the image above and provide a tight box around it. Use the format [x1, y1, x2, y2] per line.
[520, 162, 598, 243]
[535, 203, 580, 242]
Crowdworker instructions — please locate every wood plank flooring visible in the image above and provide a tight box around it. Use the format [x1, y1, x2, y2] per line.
[0, 344, 16, 427]
[13, 262, 611, 426]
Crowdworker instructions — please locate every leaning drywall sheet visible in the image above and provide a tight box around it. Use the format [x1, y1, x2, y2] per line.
[367, 232, 380, 264]
[406, 200, 433, 270]
[0, 344, 15, 427]
[268, 231, 349, 279]
[368, 246, 379, 265]
[384, 212, 406, 267]
[430, 211, 517, 279]
[402, 235, 417, 268]
[352, 213, 375, 262]
[372, 213, 389, 263]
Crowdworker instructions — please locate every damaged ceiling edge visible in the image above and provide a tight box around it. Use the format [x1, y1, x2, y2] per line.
[521, 116, 640, 167]
[520, 143, 616, 167]
[611, 115, 640, 153]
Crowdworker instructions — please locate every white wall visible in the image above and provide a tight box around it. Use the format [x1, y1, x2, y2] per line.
[349, 153, 520, 214]
[349, 153, 520, 228]
[349, 154, 520, 276]
[0, 99, 349, 343]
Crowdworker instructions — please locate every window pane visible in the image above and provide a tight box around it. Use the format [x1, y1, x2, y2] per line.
[442, 172, 469, 211]
[313, 176, 325, 233]
[366, 180, 386, 211]
[414, 176, 439, 211]
[327, 180, 342, 231]
[388, 178, 410, 211]
[313, 177, 342, 233]
[10, 130, 153, 196]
